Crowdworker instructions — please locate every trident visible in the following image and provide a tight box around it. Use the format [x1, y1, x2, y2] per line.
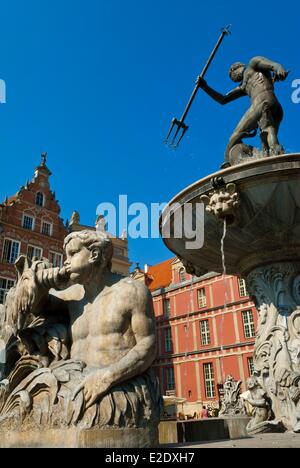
[165, 26, 231, 148]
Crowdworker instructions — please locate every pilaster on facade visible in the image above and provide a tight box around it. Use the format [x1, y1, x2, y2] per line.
[144, 256, 258, 414]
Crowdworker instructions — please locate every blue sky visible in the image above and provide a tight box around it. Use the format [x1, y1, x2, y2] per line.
[0, 0, 299, 269]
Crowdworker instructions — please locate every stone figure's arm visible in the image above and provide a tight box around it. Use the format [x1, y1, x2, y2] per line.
[17, 264, 70, 317]
[196, 76, 246, 105]
[247, 397, 267, 408]
[249, 56, 289, 81]
[72, 282, 156, 408]
[107, 284, 156, 385]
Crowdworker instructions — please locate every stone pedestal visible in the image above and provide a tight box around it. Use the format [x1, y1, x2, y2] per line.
[0, 426, 159, 448]
[159, 417, 250, 444]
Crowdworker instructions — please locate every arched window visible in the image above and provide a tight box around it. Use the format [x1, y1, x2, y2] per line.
[36, 192, 44, 207]
[179, 267, 186, 283]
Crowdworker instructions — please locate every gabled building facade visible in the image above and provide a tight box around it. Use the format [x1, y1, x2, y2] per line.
[0, 155, 132, 305]
[0, 155, 67, 303]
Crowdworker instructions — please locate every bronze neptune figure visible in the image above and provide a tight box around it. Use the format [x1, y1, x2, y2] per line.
[197, 56, 289, 167]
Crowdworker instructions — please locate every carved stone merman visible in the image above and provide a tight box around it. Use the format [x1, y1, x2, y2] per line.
[0, 230, 162, 447]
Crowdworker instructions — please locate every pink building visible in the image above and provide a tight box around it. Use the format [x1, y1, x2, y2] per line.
[133, 257, 258, 416]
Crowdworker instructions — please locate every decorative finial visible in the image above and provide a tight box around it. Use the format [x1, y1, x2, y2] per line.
[70, 211, 80, 226]
[41, 152, 47, 166]
[95, 214, 107, 232]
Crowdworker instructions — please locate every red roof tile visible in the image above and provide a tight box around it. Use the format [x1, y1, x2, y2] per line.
[147, 257, 175, 291]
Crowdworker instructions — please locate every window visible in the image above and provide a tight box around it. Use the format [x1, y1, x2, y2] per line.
[41, 221, 52, 236]
[114, 247, 124, 257]
[242, 310, 256, 339]
[248, 356, 255, 376]
[164, 328, 172, 353]
[27, 245, 43, 261]
[22, 215, 34, 231]
[163, 299, 171, 317]
[203, 363, 215, 398]
[197, 288, 207, 308]
[179, 267, 186, 283]
[166, 367, 175, 391]
[36, 192, 44, 207]
[2, 239, 20, 264]
[238, 278, 248, 297]
[0, 278, 15, 304]
[200, 320, 211, 346]
[49, 251, 63, 268]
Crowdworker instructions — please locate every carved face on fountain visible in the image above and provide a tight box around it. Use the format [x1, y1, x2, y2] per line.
[255, 342, 271, 377]
[200, 183, 240, 221]
[63, 231, 113, 285]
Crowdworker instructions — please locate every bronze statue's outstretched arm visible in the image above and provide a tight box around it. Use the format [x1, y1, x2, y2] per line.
[249, 56, 289, 81]
[197, 76, 246, 105]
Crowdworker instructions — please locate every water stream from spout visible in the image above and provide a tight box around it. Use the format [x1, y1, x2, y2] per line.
[220, 217, 228, 382]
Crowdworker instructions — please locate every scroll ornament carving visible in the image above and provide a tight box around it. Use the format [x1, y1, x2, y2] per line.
[244, 263, 300, 432]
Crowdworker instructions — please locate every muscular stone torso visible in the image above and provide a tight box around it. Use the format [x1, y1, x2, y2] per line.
[55, 280, 137, 368]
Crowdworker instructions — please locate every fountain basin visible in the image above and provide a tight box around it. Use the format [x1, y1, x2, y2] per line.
[161, 153, 300, 434]
[161, 154, 300, 276]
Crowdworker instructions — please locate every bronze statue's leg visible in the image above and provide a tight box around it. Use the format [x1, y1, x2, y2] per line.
[266, 125, 284, 155]
[260, 131, 269, 156]
[224, 107, 259, 165]
[260, 102, 284, 156]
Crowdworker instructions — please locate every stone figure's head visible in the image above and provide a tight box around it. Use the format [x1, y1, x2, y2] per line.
[63, 230, 113, 284]
[229, 62, 245, 83]
[246, 376, 258, 390]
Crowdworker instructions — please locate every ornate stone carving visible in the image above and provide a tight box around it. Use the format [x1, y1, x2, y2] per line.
[200, 183, 240, 220]
[219, 374, 246, 417]
[245, 262, 300, 432]
[0, 230, 161, 447]
[245, 376, 283, 434]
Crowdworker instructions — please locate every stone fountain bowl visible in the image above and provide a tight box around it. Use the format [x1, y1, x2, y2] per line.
[160, 154, 300, 277]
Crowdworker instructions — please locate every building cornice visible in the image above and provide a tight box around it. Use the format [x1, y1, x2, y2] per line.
[151, 272, 222, 296]
[155, 297, 253, 323]
[156, 340, 255, 360]
[0, 220, 66, 243]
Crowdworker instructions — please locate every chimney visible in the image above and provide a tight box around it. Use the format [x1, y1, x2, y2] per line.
[144, 264, 149, 273]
